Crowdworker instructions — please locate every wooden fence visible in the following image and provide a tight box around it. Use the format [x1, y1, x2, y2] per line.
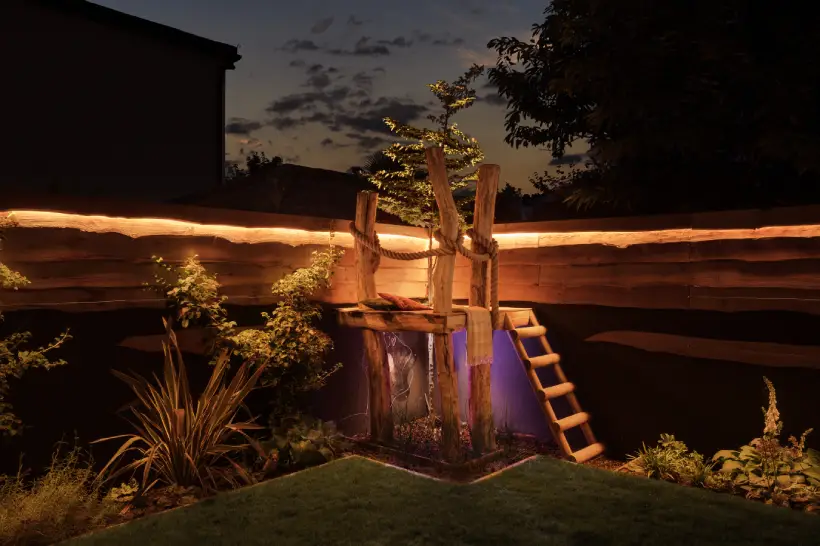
[2, 194, 820, 459]
[3, 194, 820, 316]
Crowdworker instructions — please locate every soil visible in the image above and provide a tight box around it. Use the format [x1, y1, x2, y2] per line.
[348, 415, 625, 482]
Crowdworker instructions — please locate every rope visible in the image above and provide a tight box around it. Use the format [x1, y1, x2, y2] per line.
[349, 221, 500, 326]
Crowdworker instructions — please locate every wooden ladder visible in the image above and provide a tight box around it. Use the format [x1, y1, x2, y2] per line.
[503, 310, 605, 463]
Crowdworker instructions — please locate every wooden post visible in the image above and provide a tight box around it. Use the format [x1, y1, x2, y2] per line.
[354, 191, 393, 444]
[468, 164, 499, 454]
[424, 146, 461, 462]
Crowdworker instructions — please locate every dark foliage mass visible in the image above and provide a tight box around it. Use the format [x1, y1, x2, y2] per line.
[488, 1, 820, 213]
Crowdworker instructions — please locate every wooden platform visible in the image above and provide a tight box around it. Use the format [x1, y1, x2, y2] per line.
[337, 306, 531, 333]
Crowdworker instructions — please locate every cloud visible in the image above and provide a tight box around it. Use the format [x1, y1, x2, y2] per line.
[289, 59, 306, 67]
[311, 17, 334, 34]
[432, 37, 465, 46]
[281, 39, 320, 53]
[479, 93, 506, 106]
[331, 97, 429, 136]
[351, 71, 375, 90]
[456, 47, 497, 67]
[303, 64, 340, 89]
[411, 30, 432, 43]
[320, 137, 335, 147]
[549, 154, 587, 166]
[225, 117, 262, 135]
[327, 37, 390, 56]
[345, 133, 390, 151]
[377, 36, 412, 48]
[347, 15, 364, 26]
[264, 84, 428, 153]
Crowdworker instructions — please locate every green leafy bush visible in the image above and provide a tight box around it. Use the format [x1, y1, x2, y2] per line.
[626, 434, 716, 487]
[94, 321, 266, 492]
[0, 444, 117, 546]
[260, 415, 350, 471]
[147, 255, 236, 339]
[0, 215, 70, 435]
[148, 243, 345, 418]
[713, 377, 820, 510]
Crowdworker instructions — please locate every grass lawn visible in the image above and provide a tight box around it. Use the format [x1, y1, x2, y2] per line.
[66, 455, 820, 546]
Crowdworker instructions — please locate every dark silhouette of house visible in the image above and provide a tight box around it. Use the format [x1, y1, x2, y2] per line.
[175, 163, 404, 223]
[1, 0, 240, 201]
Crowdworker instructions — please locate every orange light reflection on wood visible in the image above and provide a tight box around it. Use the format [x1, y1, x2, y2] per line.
[5, 210, 820, 251]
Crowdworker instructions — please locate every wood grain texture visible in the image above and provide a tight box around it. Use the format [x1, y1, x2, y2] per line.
[587, 331, 820, 370]
[468, 164, 499, 455]
[5, 199, 820, 314]
[426, 146, 462, 462]
[354, 192, 393, 444]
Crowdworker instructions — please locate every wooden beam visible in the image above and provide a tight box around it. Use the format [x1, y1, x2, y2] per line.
[425, 146, 462, 463]
[468, 163, 499, 454]
[338, 308, 467, 333]
[354, 192, 393, 444]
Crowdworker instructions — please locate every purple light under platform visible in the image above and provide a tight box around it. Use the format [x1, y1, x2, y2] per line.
[452, 330, 553, 440]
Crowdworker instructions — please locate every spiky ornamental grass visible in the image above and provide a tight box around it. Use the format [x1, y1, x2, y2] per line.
[93, 323, 266, 493]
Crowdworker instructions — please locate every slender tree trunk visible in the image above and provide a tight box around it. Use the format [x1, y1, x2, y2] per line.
[425, 226, 435, 417]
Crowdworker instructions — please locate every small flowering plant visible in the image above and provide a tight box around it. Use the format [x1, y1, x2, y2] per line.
[713, 377, 820, 510]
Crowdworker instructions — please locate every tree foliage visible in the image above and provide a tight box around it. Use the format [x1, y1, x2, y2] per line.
[225, 151, 283, 182]
[488, 1, 820, 213]
[366, 65, 486, 228]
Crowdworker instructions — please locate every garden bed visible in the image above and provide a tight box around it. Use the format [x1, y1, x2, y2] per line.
[347, 415, 624, 482]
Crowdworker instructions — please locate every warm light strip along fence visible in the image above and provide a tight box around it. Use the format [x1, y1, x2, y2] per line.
[6, 210, 820, 250]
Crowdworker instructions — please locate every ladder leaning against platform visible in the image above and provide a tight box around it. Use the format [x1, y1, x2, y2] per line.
[504, 309, 605, 463]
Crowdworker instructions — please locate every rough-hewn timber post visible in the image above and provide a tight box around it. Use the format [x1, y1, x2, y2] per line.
[354, 191, 393, 444]
[468, 164, 500, 454]
[424, 146, 461, 462]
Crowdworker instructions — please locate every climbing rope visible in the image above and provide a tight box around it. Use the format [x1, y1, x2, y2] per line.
[348, 221, 500, 326]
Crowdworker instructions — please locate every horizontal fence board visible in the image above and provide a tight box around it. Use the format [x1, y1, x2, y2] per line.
[3, 197, 820, 313]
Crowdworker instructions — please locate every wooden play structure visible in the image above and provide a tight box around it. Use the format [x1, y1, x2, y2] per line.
[338, 146, 604, 463]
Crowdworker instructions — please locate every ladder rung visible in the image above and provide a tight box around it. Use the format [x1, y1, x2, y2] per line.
[541, 382, 575, 400]
[514, 325, 546, 339]
[527, 353, 561, 369]
[571, 442, 605, 463]
[554, 412, 590, 432]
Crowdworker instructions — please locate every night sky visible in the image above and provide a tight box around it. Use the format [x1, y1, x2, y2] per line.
[95, 0, 587, 192]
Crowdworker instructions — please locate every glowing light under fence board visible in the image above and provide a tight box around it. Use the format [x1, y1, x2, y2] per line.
[5, 209, 820, 251]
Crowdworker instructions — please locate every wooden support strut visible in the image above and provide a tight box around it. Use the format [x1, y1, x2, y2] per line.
[354, 192, 393, 444]
[425, 146, 462, 463]
[468, 164, 500, 454]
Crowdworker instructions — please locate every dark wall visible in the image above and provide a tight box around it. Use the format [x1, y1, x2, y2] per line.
[3, 300, 818, 476]
[523, 302, 820, 460]
[1, 1, 225, 201]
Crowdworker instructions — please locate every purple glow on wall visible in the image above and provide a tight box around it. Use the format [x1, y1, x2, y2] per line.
[453, 330, 553, 439]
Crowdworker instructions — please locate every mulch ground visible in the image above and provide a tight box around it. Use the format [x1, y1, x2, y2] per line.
[348, 415, 624, 481]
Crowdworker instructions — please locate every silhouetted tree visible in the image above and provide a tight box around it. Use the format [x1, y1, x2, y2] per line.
[495, 183, 524, 223]
[488, 1, 820, 213]
[226, 151, 283, 182]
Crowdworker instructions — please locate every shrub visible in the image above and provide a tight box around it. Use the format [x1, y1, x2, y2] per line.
[148, 242, 345, 419]
[147, 255, 236, 341]
[0, 215, 70, 436]
[93, 321, 266, 493]
[0, 444, 117, 546]
[246, 415, 350, 476]
[625, 434, 716, 487]
[713, 377, 820, 510]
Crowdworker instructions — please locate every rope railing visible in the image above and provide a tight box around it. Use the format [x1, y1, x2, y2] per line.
[348, 221, 500, 326]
